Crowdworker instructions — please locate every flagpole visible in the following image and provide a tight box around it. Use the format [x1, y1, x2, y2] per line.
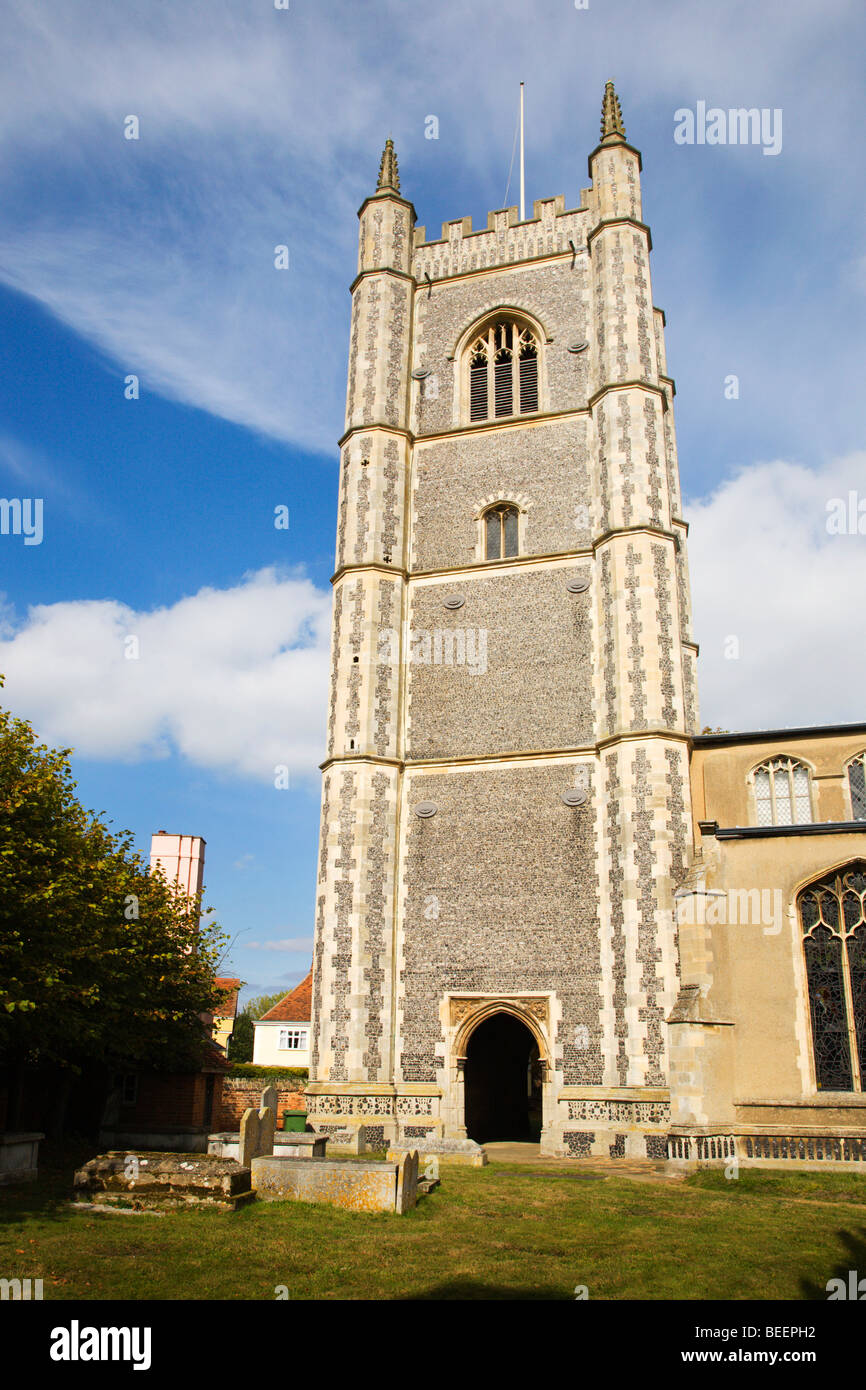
[519, 82, 525, 221]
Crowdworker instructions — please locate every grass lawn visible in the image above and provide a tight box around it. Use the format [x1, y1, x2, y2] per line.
[1, 1140, 865, 1300]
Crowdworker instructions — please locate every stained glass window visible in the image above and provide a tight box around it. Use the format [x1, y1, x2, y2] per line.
[799, 865, 866, 1091]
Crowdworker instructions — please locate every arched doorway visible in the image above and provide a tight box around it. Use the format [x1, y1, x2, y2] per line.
[464, 1012, 542, 1143]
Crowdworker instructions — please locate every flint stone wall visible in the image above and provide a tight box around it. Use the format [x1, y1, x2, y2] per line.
[399, 762, 601, 1085]
[411, 419, 592, 572]
[405, 568, 592, 761]
[410, 257, 590, 437]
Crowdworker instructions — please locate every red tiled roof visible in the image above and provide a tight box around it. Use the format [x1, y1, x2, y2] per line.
[202, 1037, 232, 1072]
[258, 971, 313, 1023]
[213, 977, 241, 1018]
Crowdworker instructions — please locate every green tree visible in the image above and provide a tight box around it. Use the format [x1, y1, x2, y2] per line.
[0, 680, 228, 1124]
[227, 991, 287, 1063]
[245, 992, 286, 1019]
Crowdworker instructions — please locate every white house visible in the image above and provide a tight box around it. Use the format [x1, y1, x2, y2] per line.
[252, 971, 312, 1069]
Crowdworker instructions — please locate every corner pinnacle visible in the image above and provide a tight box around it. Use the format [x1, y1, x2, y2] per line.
[600, 80, 626, 144]
[375, 137, 400, 194]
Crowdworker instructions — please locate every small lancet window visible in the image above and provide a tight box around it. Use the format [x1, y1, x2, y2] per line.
[468, 321, 539, 422]
[484, 504, 519, 560]
[752, 757, 812, 826]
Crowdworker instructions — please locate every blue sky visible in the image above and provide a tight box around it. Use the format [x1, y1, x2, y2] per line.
[0, 0, 864, 1001]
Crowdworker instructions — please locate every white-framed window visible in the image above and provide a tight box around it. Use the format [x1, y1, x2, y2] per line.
[751, 757, 812, 826]
[846, 752, 866, 821]
[278, 1027, 309, 1051]
[467, 319, 539, 423]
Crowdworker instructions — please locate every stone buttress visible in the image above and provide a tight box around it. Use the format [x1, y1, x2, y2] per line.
[306, 142, 415, 1147]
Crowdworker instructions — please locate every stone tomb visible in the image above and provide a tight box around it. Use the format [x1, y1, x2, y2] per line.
[387, 1137, 487, 1169]
[73, 1151, 254, 1212]
[251, 1150, 420, 1214]
[0, 1132, 44, 1186]
[318, 1125, 370, 1155]
[275, 1133, 328, 1158]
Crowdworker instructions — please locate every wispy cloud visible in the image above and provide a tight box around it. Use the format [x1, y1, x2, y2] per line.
[0, 0, 862, 457]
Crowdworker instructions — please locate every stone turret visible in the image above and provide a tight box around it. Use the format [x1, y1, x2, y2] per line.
[308, 142, 414, 1103]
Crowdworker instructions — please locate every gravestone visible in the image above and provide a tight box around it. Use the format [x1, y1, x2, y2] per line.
[261, 1084, 278, 1117]
[258, 1105, 275, 1157]
[395, 1150, 419, 1213]
[239, 1106, 276, 1168]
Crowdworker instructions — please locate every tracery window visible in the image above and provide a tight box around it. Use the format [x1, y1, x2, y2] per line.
[799, 865, 866, 1090]
[484, 504, 519, 560]
[752, 757, 812, 826]
[468, 320, 539, 422]
[847, 752, 866, 820]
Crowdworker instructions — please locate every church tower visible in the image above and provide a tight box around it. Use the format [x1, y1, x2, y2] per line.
[307, 85, 700, 1157]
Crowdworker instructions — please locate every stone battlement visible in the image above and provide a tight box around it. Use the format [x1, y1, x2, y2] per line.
[412, 194, 589, 283]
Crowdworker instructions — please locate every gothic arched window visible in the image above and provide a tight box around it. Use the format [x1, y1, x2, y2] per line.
[484, 504, 519, 560]
[846, 752, 866, 820]
[799, 864, 866, 1090]
[468, 320, 539, 422]
[751, 756, 812, 826]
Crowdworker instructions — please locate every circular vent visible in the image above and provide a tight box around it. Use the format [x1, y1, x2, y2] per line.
[411, 367, 431, 380]
[561, 789, 588, 807]
[443, 594, 465, 610]
[415, 801, 438, 818]
[567, 340, 589, 354]
[566, 577, 590, 594]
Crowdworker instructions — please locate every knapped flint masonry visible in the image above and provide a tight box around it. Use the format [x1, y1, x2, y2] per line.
[305, 84, 866, 1167]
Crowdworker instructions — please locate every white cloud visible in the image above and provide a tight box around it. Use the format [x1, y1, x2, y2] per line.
[687, 453, 866, 732]
[3, 457, 863, 776]
[0, 567, 330, 779]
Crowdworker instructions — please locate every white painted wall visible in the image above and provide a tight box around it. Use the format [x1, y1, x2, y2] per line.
[253, 1019, 311, 1069]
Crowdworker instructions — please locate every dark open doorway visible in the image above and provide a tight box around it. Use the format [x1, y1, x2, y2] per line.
[464, 1012, 543, 1143]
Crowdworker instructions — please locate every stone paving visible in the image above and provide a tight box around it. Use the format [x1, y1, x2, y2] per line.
[482, 1142, 684, 1184]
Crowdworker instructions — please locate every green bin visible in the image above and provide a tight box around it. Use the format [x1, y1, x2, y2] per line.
[282, 1110, 307, 1132]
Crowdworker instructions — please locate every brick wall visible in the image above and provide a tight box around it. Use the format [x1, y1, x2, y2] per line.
[217, 1078, 307, 1130]
[121, 1071, 225, 1131]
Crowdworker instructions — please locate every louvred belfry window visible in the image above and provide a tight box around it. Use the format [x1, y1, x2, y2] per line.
[468, 321, 539, 422]
[799, 865, 866, 1091]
